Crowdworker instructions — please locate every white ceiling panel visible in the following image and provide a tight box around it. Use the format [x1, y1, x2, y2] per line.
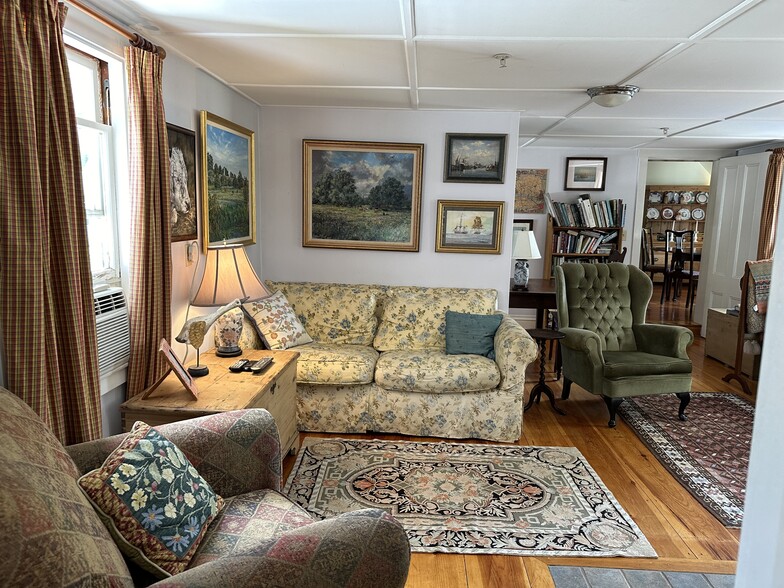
[238, 86, 413, 109]
[416, 40, 676, 89]
[676, 118, 784, 138]
[103, 0, 403, 35]
[633, 41, 784, 91]
[528, 136, 651, 149]
[652, 136, 766, 150]
[417, 90, 586, 116]
[168, 36, 409, 86]
[414, 0, 742, 39]
[709, 0, 784, 39]
[728, 99, 784, 120]
[550, 118, 715, 138]
[519, 118, 565, 136]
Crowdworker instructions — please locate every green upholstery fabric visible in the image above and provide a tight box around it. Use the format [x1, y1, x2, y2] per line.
[445, 310, 503, 358]
[554, 263, 694, 424]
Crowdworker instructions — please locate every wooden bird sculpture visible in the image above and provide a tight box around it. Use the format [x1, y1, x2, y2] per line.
[175, 298, 244, 347]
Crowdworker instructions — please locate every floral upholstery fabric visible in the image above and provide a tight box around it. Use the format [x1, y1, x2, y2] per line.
[296, 342, 379, 385]
[266, 281, 381, 345]
[375, 349, 500, 393]
[78, 421, 224, 577]
[494, 315, 538, 390]
[0, 388, 134, 587]
[244, 291, 313, 350]
[190, 489, 314, 566]
[297, 384, 372, 434]
[373, 287, 497, 351]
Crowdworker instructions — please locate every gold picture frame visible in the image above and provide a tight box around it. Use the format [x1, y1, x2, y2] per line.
[302, 139, 424, 251]
[435, 200, 504, 254]
[200, 111, 256, 252]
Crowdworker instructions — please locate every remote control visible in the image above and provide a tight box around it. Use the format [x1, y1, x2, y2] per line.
[249, 357, 273, 373]
[229, 359, 250, 373]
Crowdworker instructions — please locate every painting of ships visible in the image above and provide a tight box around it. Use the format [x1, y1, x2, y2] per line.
[453, 214, 468, 234]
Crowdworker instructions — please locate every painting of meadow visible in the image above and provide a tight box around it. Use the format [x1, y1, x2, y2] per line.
[303, 140, 424, 251]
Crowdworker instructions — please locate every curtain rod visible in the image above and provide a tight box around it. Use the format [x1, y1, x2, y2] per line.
[66, 0, 166, 58]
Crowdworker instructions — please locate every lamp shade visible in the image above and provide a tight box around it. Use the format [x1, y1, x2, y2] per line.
[512, 231, 541, 260]
[191, 244, 269, 306]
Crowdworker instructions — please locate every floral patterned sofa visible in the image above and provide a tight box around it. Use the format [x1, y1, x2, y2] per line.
[241, 282, 538, 442]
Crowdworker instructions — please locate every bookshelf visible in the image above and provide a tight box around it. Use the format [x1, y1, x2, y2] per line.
[542, 193, 627, 279]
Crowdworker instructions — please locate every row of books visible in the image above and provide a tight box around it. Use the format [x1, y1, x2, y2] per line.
[545, 193, 626, 228]
[552, 229, 618, 255]
[551, 256, 611, 270]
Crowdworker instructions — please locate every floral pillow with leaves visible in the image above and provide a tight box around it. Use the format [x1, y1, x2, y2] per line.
[78, 421, 223, 578]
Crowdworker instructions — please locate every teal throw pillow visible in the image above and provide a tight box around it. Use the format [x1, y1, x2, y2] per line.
[445, 311, 503, 359]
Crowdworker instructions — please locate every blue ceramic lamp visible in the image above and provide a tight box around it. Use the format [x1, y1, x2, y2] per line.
[512, 231, 541, 291]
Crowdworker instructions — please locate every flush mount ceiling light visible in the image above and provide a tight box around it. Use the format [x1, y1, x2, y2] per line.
[586, 85, 640, 107]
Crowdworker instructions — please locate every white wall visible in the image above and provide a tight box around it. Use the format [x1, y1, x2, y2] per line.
[259, 107, 520, 310]
[646, 161, 713, 185]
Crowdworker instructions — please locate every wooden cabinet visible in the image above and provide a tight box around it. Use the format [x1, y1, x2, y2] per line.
[705, 308, 760, 379]
[122, 350, 300, 455]
[644, 185, 709, 252]
[543, 215, 623, 278]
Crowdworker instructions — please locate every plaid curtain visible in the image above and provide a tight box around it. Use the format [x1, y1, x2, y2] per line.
[125, 45, 172, 398]
[0, 1, 102, 443]
[757, 148, 784, 260]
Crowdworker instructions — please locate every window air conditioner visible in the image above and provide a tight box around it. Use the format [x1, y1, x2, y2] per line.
[93, 287, 130, 376]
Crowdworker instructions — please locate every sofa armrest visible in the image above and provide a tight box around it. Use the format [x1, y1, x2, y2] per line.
[493, 314, 538, 390]
[633, 323, 694, 359]
[67, 409, 282, 497]
[148, 509, 411, 588]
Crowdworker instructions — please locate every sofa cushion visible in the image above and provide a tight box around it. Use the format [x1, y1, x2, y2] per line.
[266, 281, 380, 345]
[189, 488, 314, 567]
[445, 310, 503, 359]
[373, 287, 497, 351]
[245, 290, 313, 350]
[78, 421, 224, 578]
[375, 349, 501, 393]
[296, 342, 379, 385]
[603, 351, 693, 379]
[0, 388, 134, 587]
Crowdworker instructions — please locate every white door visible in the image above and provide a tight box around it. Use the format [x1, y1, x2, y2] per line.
[697, 151, 769, 335]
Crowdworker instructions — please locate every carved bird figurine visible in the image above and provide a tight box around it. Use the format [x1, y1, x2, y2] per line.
[175, 298, 244, 348]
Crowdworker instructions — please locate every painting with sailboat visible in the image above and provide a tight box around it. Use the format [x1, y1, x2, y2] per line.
[435, 200, 504, 254]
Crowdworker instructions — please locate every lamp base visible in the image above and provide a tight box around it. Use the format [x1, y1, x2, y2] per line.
[214, 307, 244, 358]
[188, 364, 210, 377]
[513, 259, 530, 291]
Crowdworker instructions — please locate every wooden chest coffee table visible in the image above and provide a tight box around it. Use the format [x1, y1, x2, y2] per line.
[121, 350, 299, 455]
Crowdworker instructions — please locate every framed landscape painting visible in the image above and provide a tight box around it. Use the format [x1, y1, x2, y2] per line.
[435, 200, 504, 254]
[200, 111, 255, 252]
[564, 157, 607, 191]
[302, 139, 424, 251]
[167, 123, 198, 242]
[443, 133, 507, 183]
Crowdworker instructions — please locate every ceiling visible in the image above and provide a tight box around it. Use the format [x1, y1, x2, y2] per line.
[85, 0, 784, 151]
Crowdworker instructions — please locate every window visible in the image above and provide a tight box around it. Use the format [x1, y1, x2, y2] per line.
[66, 46, 121, 285]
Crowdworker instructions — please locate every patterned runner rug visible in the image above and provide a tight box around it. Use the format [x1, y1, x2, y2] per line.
[619, 393, 752, 527]
[284, 438, 656, 558]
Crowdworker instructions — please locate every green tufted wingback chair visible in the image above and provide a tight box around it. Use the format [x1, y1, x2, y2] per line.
[554, 263, 694, 427]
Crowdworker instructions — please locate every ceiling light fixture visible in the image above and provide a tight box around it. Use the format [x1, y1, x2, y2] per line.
[586, 85, 640, 107]
[493, 53, 511, 68]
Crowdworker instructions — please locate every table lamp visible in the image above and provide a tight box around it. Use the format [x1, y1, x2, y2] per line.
[512, 230, 541, 291]
[189, 244, 270, 359]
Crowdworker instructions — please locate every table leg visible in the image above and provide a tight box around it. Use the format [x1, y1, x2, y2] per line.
[525, 338, 566, 415]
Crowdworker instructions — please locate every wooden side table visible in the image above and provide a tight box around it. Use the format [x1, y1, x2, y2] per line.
[122, 350, 299, 455]
[524, 329, 566, 416]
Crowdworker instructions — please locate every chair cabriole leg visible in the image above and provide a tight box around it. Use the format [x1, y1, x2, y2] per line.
[603, 396, 624, 428]
[676, 392, 690, 421]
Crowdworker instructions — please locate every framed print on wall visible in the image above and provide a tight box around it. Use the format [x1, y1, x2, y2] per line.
[166, 123, 198, 242]
[443, 133, 507, 183]
[564, 157, 607, 191]
[302, 139, 424, 252]
[200, 111, 255, 252]
[435, 200, 504, 254]
[514, 168, 548, 213]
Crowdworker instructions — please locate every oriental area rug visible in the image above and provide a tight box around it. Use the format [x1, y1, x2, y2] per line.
[283, 438, 656, 558]
[619, 393, 753, 528]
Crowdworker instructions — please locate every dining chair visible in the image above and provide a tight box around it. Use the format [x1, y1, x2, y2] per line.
[661, 229, 699, 308]
[641, 228, 665, 282]
[607, 246, 627, 262]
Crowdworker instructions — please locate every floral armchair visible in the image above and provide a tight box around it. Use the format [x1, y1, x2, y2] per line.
[0, 387, 410, 587]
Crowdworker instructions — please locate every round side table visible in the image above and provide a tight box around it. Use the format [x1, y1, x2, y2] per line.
[525, 328, 567, 415]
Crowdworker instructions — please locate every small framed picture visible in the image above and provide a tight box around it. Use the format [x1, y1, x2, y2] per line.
[513, 218, 534, 240]
[564, 157, 607, 191]
[435, 200, 504, 254]
[167, 123, 198, 242]
[149, 339, 199, 400]
[443, 133, 507, 183]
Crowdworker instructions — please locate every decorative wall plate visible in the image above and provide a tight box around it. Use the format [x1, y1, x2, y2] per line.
[696, 191, 709, 204]
[692, 208, 705, 221]
[646, 207, 660, 220]
[648, 192, 663, 203]
[680, 191, 695, 204]
[662, 207, 674, 220]
[677, 208, 692, 220]
[665, 191, 679, 204]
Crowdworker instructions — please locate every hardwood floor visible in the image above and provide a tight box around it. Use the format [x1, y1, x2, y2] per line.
[282, 285, 753, 588]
